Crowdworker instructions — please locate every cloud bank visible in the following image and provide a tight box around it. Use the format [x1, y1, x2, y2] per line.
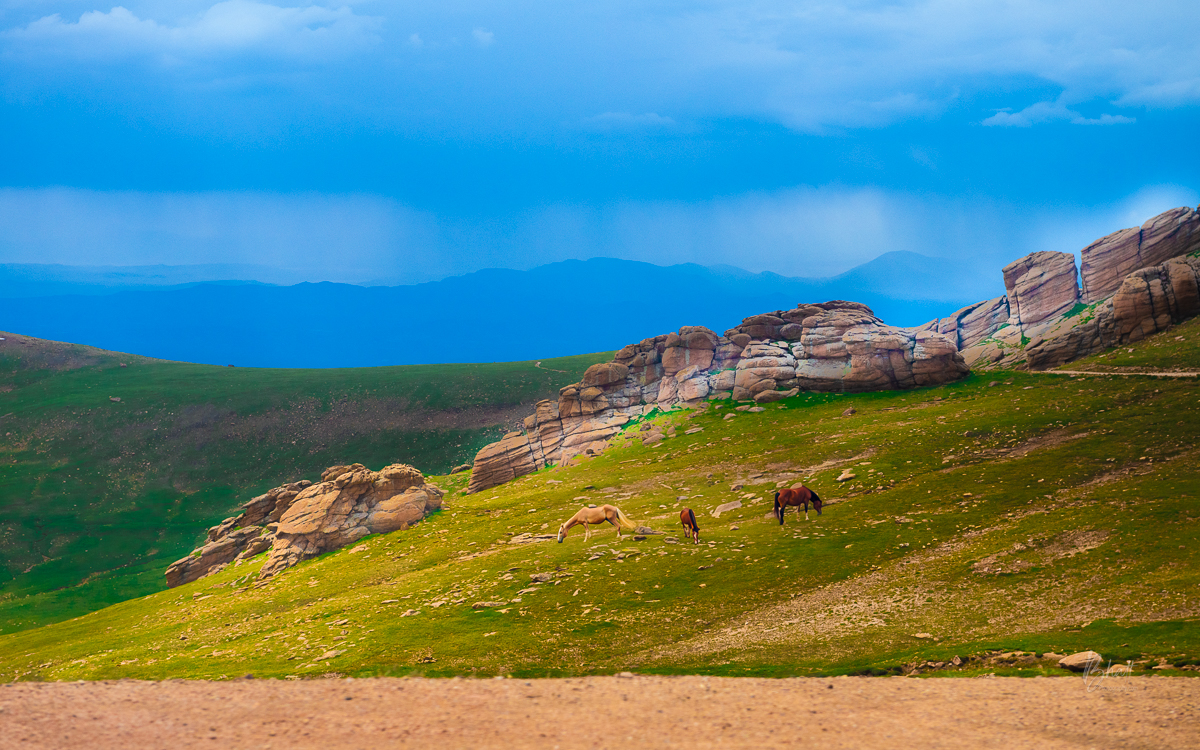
[2, 0, 1197, 134]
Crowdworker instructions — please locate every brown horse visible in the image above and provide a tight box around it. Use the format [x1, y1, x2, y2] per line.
[774, 486, 822, 524]
[679, 508, 700, 544]
[557, 505, 637, 542]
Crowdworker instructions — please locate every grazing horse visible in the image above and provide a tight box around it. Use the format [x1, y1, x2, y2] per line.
[557, 504, 637, 542]
[774, 486, 822, 524]
[679, 508, 700, 544]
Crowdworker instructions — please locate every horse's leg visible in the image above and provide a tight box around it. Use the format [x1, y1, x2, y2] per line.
[804, 499, 809, 521]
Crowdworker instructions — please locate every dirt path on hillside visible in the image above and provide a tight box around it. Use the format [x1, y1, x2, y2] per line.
[1044, 369, 1200, 378]
[2, 676, 1196, 749]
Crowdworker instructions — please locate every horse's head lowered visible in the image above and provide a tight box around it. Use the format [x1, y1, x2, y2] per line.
[557, 524, 566, 543]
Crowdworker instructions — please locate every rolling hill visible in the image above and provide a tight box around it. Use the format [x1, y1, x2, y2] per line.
[1, 316, 1196, 681]
[0, 331, 609, 634]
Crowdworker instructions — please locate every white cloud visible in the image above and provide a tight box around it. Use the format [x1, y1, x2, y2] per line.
[471, 27, 493, 47]
[581, 111, 676, 130]
[983, 99, 1135, 127]
[6, 1, 382, 61]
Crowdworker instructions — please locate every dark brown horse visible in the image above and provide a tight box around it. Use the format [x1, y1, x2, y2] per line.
[679, 508, 700, 544]
[774, 486, 822, 524]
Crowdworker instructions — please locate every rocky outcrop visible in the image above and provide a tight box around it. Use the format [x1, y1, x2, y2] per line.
[1024, 254, 1200, 369]
[948, 205, 1200, 371]
[467, 300, 968, 494]
[166, 464, 442, 586]
[1080, 206, 1200, 302]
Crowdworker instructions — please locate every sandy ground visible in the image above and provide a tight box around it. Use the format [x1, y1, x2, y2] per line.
[1, 675, 1197, 749]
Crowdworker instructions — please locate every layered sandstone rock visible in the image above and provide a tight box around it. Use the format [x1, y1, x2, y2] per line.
[467, 301, 969, 494]
[918, 296, 1010, 351]
[1002, 251, 1080, 327]
[1080, 207, 1200, 302]
[1024, 254, 1200, 369]
[951, 205, 1200, 371]
[166, 464, 442, 586]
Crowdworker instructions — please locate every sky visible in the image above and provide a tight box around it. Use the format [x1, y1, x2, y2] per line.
[1, 0, 1198, 286]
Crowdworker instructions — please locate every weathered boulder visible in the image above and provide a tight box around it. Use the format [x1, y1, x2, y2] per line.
[165, 463, 442, 586]
[1080, 206, 1200, 302]
[261, 463, 442, 577]
[1002, 251, 1080, 327]
[1058, 651, 1103, 672]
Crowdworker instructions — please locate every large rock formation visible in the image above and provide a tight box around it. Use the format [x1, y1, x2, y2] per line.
[1024, 254, 1200, 369]
[467, 300, 968, 494]
[933, 205, 1200, 371]
[165, 464, 443, 586]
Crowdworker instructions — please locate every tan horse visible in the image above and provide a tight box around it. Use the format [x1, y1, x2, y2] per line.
[557, 505, 637, 542]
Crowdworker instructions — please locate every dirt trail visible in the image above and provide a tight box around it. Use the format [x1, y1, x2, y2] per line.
[1045, 369, 1200, 378]
[2, 675, 1196, 749]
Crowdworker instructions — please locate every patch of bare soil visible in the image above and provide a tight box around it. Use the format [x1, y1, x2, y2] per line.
[940, 429, 1090, 472]
[1, 676, 1195, 749]
[0, 330, 159, 372]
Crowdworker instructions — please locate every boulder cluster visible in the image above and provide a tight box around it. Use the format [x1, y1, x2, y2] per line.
[923, 206, 1200, 370]
[468, 301, 968, 493]
[166, 463, 443, 586]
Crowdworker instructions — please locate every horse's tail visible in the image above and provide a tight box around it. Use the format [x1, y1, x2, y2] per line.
[811, 488, 823, 515]
[773, 491, 782, 523]
[687, 508, 698, 531]
[615, 507, 637, 530]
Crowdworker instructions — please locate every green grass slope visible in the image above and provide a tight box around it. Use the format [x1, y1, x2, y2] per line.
[0, 331, 610, 634]
[2, 326, 1197, 682]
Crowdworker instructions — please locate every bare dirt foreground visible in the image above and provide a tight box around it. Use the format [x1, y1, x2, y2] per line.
[1, 676, 1197, 750]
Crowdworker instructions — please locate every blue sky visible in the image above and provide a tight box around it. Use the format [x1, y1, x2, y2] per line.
[1, 0, 1198, 285]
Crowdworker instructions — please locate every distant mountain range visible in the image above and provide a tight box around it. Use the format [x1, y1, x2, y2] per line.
[0, 254, 1000, 368]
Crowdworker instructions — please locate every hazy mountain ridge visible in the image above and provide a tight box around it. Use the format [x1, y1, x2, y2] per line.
[0, 255, 995, 368]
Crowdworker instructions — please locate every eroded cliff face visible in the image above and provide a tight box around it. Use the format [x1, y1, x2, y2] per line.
[923, 205, 1200, 371]
[466, 301, 968, 494]
[166, 463, 443, 586]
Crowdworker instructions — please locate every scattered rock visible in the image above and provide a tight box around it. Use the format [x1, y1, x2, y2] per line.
[712, 500, 742, 517]
[472, 601, 507, 610]
[913, 633, 934, 639]
[836, 471, 856, 482]
[109, 396, 121, 402]
[841, 407, 856, 417]
[1058, 651, 1103, 672]
[529, 572, 554, 583]
[450, 463, 471, 474]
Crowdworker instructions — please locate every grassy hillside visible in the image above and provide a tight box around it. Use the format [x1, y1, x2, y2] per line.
[0, 331, 610, 634]
[2, 325, 1196, 681]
